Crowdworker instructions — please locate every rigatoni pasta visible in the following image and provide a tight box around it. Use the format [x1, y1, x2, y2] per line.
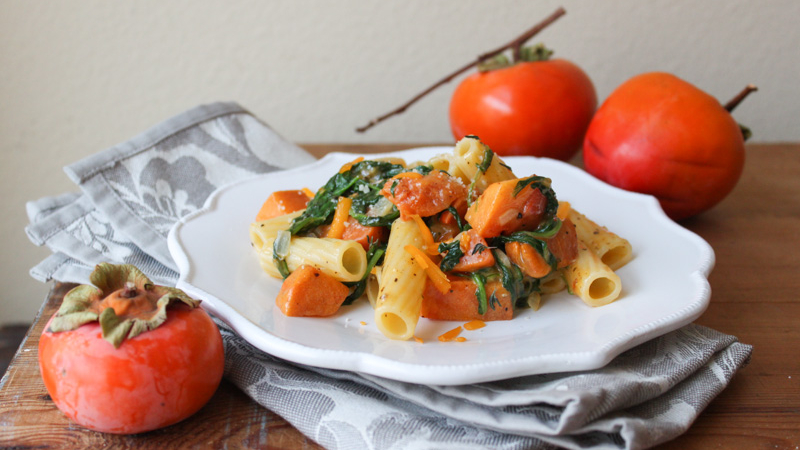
[539, 271, 567, 295]
[563, 241, 622, 307]
[452, 136, 516, 190]
[568, 208, 633, 270]
[374, 218, 428, 340]
[249, 210, 305, 249]
[253, 235, 367, 282]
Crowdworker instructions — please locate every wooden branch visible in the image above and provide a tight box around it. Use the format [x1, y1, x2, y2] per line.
[355, 7, 567, 133]
[724, 84, 758, 112]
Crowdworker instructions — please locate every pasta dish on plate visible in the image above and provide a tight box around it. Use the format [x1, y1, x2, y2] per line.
[248, 136, 632, 341]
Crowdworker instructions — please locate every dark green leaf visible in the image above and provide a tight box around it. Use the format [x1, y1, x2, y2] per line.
[445, 205, 468, 232]
[477, 148, 494, 173]
[438, 240, 464, 273]
[472, 242, 488, 255]
[350, 190, 399, 227]
[468, 147, 495, 204]
[494, 231, 558, 271]
[491, 248, 540, 307]
[470, 272, 488, 315]
[488, 290, 502, 310]
[289, 160, 406, 236]
[511, 175, 560, 235]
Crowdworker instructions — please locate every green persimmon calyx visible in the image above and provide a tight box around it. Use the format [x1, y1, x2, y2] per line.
[47, 263, 200, 348]
[477, 43, 554, 72]
[738, 124, 753, 141]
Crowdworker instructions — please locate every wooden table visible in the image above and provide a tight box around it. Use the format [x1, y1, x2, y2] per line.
[1, 143, 798, 449]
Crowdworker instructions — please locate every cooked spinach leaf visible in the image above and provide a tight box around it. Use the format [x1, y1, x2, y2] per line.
[438, 240, 463, 273]
[488, 290, 502, 310]
[288, 160, 405, 235]
[472, 242, 488, 255]
[513, 175, 559, 227]
[477, 147, 494, 173]
[494, 231, 558, 272]
[470, 272, 488, 315]
[491, 248, 541, 307]
[445, 205, 468, 232]
[467, 147, 495, 205]
[350, 188, 399, 227]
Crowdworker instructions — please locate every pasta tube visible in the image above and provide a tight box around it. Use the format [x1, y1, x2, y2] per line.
[568, 209, 633, 270]
[539, 271, 567, 294]
[426, 152, 469, 182]
[453, 136, 516, 190]
[365, 266, 382, 309]
[249, 210, 304, 249]
[255, 236, 367, 283]
[563, 241, 622, 307]
[374, 218, 427, 340]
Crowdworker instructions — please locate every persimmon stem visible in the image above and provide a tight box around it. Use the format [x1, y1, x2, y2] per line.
[355, 7, 567, 133]
[724, 84, 758, 112]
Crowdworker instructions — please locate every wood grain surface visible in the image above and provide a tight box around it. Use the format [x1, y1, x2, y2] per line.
[1, 143, 798, 449]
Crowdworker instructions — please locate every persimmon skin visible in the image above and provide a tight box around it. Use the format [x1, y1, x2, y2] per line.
[38, 305, 224, 434]
[583, 72, 745, 221]
[449, 59, 597, 161]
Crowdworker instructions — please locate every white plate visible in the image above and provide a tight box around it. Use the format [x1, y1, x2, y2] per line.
[168, 147, 713, 385]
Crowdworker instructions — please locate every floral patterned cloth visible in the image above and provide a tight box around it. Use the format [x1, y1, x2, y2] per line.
[26, 102, 752, 450]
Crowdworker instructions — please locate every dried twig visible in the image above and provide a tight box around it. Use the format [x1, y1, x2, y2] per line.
[355, 7, 567, 133]
[724, 84, 758, 112]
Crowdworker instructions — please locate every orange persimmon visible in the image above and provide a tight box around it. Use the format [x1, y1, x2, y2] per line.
[255, 190, 311, 221]
[381, 171, 468, 220]
[275, 265, 349, 317]
[38, 263, 224, 435]
[505, 241, 552, 278]
[449, 229, 495, 272]
[341, 218, 387, 251]
[421, 276, 513, 321]
[583, 72, 750, 220]
[546, 218, 578, 269]
[465, 178, 548, 238]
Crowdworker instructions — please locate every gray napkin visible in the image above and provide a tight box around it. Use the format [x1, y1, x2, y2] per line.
[26, 102, 752, 450]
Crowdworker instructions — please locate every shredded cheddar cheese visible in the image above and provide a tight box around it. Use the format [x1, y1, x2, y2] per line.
[557, 201, 571, 221]
[459, 230, 472, 252]
[438, 326, 462, 342]
[463, 320, 486, 331]
[339, 156, 364, 174]
[410, 214, 439, 255]
[404, 244, 451, 294]
[301, 187, 316, 199]
[326, 196, 352, 239]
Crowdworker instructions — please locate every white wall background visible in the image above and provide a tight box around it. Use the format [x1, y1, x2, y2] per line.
[2, 0, 799, 324]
